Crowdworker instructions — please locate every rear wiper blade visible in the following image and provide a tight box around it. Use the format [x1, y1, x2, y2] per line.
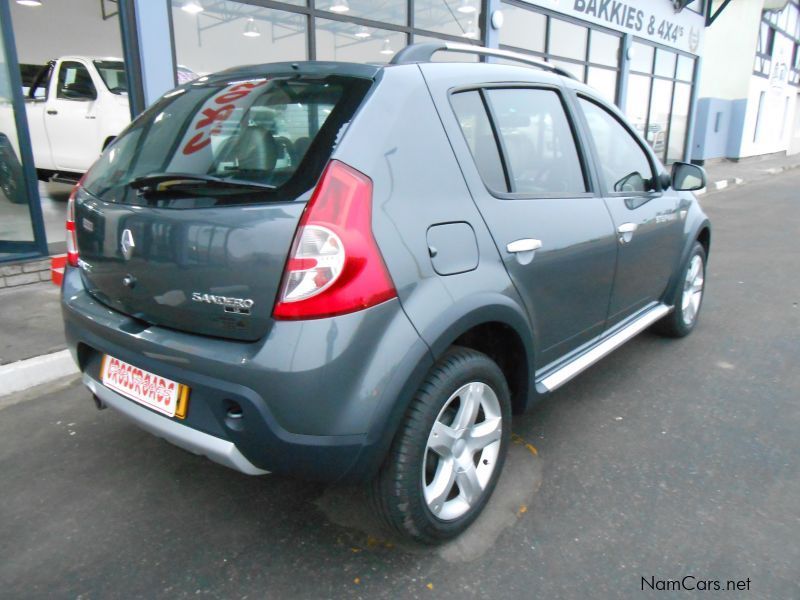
[129, 172, 274, 193]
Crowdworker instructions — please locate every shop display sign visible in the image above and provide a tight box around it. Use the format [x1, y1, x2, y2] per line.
[523, 0, 705, 55]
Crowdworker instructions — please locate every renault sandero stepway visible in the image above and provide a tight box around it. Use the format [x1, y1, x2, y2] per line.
[62, 43, 710, 543]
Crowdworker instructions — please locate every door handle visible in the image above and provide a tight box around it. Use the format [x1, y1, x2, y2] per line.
[617, 222, 638, 244]
[46, 109, 58, 115]
[506, 238, 542, 253]
[506, 239, 542, 266]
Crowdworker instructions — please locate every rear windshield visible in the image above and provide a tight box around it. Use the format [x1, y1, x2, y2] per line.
[82, 75, 371, 204]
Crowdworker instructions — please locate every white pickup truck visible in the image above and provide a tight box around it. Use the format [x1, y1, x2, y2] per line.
[24, 56, 132, 183]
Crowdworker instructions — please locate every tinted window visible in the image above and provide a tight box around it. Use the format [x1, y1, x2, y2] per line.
[450, 91, 507, 192]
[486, 88, 586, 195]
[56, 61, 95, 100]
[82, 75, 371, 204]
[578, 97, 655, 193]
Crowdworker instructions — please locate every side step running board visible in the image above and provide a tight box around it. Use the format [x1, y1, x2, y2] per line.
[536, 303, 672, 393]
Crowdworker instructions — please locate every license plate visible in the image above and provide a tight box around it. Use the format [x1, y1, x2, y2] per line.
[101, 355, 189, 419]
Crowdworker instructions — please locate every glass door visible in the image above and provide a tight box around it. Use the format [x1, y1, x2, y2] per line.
[0, 0, 46, 262]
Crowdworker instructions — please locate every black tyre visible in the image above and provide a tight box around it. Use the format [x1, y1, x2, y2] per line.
[371, 346, 511, 544]
[653, 241, 707, 338]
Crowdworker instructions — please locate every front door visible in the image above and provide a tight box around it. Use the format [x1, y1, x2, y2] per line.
[575, 95, 685, 325]
[46, 60, 100, 172]
[442, 83, 618, 367]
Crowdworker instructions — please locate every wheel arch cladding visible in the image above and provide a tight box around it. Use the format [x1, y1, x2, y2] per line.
[697, 225, 711, 255]
[426, 302, 535, 415]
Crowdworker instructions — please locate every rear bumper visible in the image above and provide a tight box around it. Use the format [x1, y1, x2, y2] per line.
[84, 373, 268, 476]
[62, 267, 433, 481]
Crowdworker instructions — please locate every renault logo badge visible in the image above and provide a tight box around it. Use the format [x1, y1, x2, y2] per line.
[120, 229, 136, 261]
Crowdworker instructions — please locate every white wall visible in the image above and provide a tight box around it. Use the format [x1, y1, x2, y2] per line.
[10, 0, 123, 65]
[697, 0, 764, 100]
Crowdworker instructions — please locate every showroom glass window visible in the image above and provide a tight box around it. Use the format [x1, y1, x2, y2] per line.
[625, 41, 696, 164]
[0, 13, 37, 251]
[170, 0, 483, 77]
[498, 2, 621, 104]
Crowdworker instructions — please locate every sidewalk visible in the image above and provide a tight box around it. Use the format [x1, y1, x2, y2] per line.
[0, 281, 75, 397]
[699, 153, 800, 194]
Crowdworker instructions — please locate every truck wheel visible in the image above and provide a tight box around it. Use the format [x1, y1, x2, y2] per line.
[653, 242, 707, 338]
[371, 346, 510, 543]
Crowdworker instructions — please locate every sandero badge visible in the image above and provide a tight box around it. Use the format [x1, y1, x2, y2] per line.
[191, 292, 254, 315]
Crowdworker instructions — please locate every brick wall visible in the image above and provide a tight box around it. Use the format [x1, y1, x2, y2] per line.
[0, 259, 52, 289]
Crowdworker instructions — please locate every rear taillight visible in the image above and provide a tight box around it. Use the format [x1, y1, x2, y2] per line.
[273, 160, 396, 320]
[65, 180, 83, 267]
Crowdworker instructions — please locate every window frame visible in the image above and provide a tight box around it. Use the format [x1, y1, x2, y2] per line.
[573, 91, 664, 200]
[448, 82, 595, 201]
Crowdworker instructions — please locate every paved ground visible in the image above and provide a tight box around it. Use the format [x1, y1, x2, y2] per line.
[1, 172, 799, 599]
[0, 281, 63, 365]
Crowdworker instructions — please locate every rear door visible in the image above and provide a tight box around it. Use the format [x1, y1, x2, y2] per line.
[46, 60, 101, 171]
[426, 70, 617, 367]
[574, 94, 684, 326]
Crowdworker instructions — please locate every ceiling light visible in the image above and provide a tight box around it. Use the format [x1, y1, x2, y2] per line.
[355, 26, 371, 39]
[457, 0, 477, 14]
[181, 1, 204, 14]
[329, 0, 350, 13]
[243, 17, 260, 38]
[379, 39, 394, 55]
[16, 0, 43, 6]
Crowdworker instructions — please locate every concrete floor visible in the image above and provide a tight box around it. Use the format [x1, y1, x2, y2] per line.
[1, 172, 799, 598]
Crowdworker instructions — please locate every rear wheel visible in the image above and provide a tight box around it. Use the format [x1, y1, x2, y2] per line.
[371, 346, 511, 543]
[654, 241, 707, 337]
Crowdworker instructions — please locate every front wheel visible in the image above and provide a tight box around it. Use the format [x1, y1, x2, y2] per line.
[371, 347, 511, 544]
[654, 241, 707, 338]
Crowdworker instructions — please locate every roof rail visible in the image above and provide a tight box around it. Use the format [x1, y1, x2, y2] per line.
[390, 42, 578, 80]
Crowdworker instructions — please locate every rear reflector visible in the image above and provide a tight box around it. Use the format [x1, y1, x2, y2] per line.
[273, 160, 396, 320]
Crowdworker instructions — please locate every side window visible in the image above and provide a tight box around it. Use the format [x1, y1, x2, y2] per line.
[578, 97, 655, 194]
[485, 88, 586, 195]
[450, 91, 507, 192]
[56, 62, 96, 101]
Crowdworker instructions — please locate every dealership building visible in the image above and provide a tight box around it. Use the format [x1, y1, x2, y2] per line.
[0, 0, 764, 266]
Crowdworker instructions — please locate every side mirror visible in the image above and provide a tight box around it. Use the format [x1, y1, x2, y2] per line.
[671, 162, 706, 192]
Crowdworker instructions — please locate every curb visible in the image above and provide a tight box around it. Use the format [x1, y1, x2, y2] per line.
[695, 163, 800, 196]
[0, 350, 79, 398]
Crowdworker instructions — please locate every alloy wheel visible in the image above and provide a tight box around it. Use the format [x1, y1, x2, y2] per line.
[682, 254, 704, 326]
[422, 381, 503, 521]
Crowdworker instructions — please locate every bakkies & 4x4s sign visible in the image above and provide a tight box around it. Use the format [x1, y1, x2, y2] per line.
[523, 0, 705, 55]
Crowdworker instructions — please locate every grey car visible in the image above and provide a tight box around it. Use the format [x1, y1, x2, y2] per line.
[62, 42, 710, 543]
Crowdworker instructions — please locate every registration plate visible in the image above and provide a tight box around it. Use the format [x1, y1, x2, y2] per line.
[101, 355, 190, 419]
